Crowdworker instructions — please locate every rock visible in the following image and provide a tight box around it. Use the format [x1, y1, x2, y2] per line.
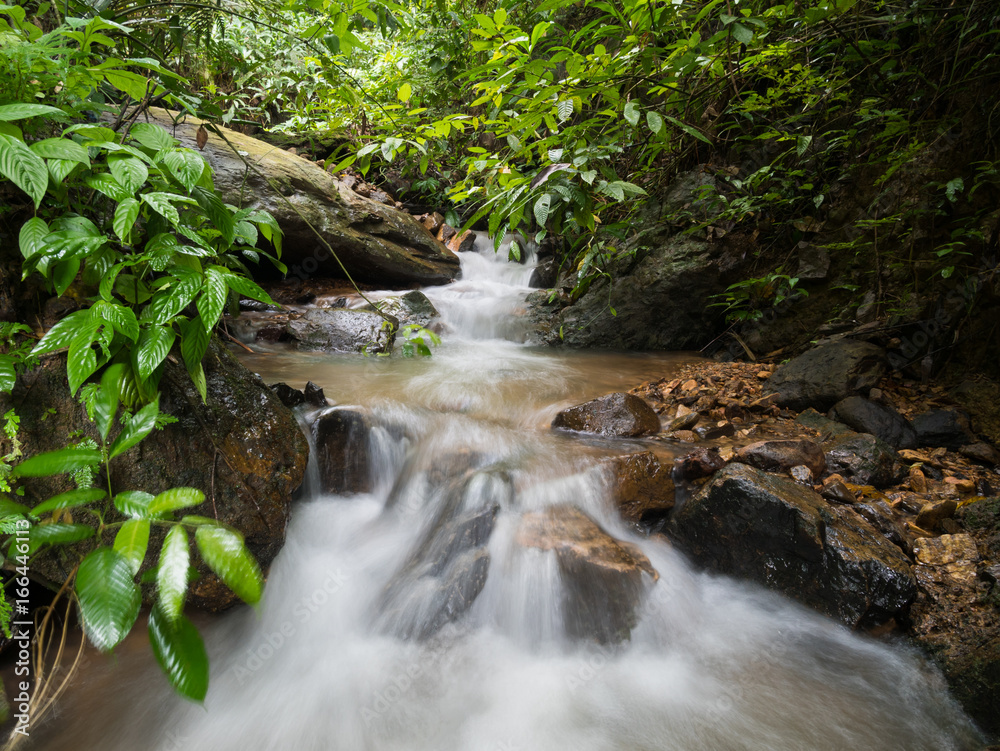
[693, 421, 736, 440]
[527, 233, 732, 350]
[674, 447, 726, 482]
[303, 381, 327, 407]
[312, 408, 372, 494]
[447, 229, 476, 254]
[551, 392, 660, 437]
[517, 504, 657, 643]
[789, 464, 813, 484]
[436, 224, 457, 243]
[417, 212, 444, 234]
[821, 475, 856, 504]
[794, 242, 830, 281]
[823, 432, 904, 488]
[361, 290, 439, 328]
[377, 504, 498, 640]
[908, 466, 928, 493]
[668, 429, 698, 442]
[734, 439, 826, 478]
[270, 382, 305, 408]
[912, 409, 976, 450]
[670, 464, 916, 627]
[665, 411, 699, 432]
[139, 108, 459, 286]
[828, 396, 917, 449]
[794, 408, 854, 439]
[604, 452, 675, 528]
[765, 340, 887, 410]
[6, 340, 309, 611]
[529, 257, 558, 288]
[854, 500, 910, 550]
[915, 499, 959, 531]
[285, 308, 397, 353]
[960, 442, 1000, 465]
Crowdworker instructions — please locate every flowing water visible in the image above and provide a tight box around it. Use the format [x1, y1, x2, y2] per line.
[29, 236, 985, 750]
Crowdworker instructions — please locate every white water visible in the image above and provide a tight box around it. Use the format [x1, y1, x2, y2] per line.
[32, 241, 984, 750]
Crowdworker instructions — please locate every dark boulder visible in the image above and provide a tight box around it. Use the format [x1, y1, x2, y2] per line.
[604, 452, 675, 528]
[517, 504, 658, 643]
[823, 431, 904, 488]
[552, 392, 660, 437]
[6, 340, 309, 612]
[829, 396, 917, 449]
[670, 464, 916, 627]
[270, 382, 305, 408]
[141, 109, 459, 286]
[285, 309, 397, 353]
[312, 408, 372, 494]
[765, 340, 887, 410]
[912, 409, 977, 450]
[734, 439, 826, 478]
[673, 447, 727, 482]
[360, 290, 439, 329]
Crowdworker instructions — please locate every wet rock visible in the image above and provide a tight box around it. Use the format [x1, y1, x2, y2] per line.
[734, 439, 826, 478]
[360, 290, 439, 328]
[794, 242, 830, 281]
[303, 381, 327, 408]
[829, 396, 918, 449]
[312, 408, 372, 494]
[270, 382, 305, 408]
[820, 475, 856, 504]
[255, 324, 287, 343]
[912, 409, 976, 450]
[447, 229, 476, 254]
[666, 410, 700, 432]
[604, 452, 675, 528]
[139, 109, 458, 286]
[552, 392, 660, 437]
[673, 447, 726, 482]
[693, 420, 736, 440]
[529, 257, 558, 288]
[794, 408, 853, 439]
[286, 308, 397, 353]
[823, 432, 904, 488]
[517, 505, 657, 643]
[436, 224, 457, 244]
[854, 500, 910, 550]
[670, 463, 916, 627]
[959, 442, 1000, 465]
[915, 499, 959, 532]
[764, 340, 887, 410]
[6, 340, 309, 612]
[789, 465, 813, 484]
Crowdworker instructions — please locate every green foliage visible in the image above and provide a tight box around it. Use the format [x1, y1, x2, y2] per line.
[711, 270, 808, 323]
[398, 323, 440, 357]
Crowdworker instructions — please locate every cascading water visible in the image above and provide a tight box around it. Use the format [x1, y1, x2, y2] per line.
[30, 240, 985, 750]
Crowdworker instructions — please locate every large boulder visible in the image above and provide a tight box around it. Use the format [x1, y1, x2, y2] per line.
[360, 290, 439, 328]
[517, 505, 658, 643]
[312, 408, 373, 495]
[823, 431, 904, 487]
[285, 308, 396, 353]
[142, 108, 459, 286]
[670, 464, 916, 627]
[6, 340, 309, 611]
[527, 233, 733, 350]
[765, 339, 887, 410]
[912, 409, 977, 450]
[829, 396, 917, 449]
[734, 439, 826, 478]
[552, 392, 660, 437]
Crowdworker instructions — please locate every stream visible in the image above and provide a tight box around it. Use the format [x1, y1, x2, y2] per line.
[29, 236, 984, 750]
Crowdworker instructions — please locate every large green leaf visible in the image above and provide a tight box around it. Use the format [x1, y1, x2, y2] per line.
[114, 519, 150, 575]
[113, 198, 140, 243]
[108, 154, 148, 194]
[52, 258, 81, 296]
[129, 123, 176, 152]
[92, 301, 139, 342]
[27, 522, 94, 554]
[149, 487, 205, 516]
[195, 525, 262, 604]
[133, 325, 176, 381]
[180, 317, 210, 372]
[157, 526, 189, 621]
[84, 173, 132, 203]
[18, 216, 49, 259]
[66, 321, 101, 395]
[148, 604, 209, 702]
[143, 271, 201, 325]
[30, 487, 105, 516]
[223, 272, 273, 304]
[30, 137, 90, 165]
[194, 188, 235, 245]
[0, 354, 15, 392]
[162, 150, 205, 192]
[113, 490, 155, 519]
[13, 447, 102, 477]
[76, 548, 141, 651]
[142, 192, 181, 226]
[102, 69, 153, 102]
[92, 362, 124, 441]
[0, 133, 49, 207]
[108, 399, 160, 459]
[0, 104, 65, 121]
[196, 269, 228, 331]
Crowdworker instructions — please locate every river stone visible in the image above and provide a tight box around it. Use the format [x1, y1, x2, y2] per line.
[828, 396, 918, 449]
[270, 382, 305, 408]
[360, 290, 439, 328]
[285, 308, 397, 353]
[139, 108, 459, 286]
[912, 409, 977, 450]
[670, 463, 916, 627]
[765, 340, 887, 410]
[604, 451, 675, 528]
[734, 439, 826, 478]
[552, 392, 660, 437]
[312, 408, 372, 494]
[823, 431, 904, 488]
[4, 339, 309, 612]
[517, 504, 658, 643]
[674, 447, 726, 482]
